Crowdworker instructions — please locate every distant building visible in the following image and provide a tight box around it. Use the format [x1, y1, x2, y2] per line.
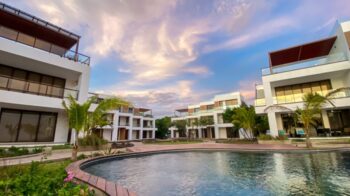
[170, 92, 243, 139]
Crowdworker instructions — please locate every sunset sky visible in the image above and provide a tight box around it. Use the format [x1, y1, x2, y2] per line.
[4, 0, 350, 116]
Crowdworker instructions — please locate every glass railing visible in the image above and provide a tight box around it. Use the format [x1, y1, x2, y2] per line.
[328, 89, 350, 99]
[272, 89, 350, 104]
[0, 75, 78, 99]
[255, 98, 266, 106]
[0, 25, 90, 65]
[262, 53, 348, 76]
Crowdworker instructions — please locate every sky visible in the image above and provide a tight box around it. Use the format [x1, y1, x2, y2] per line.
[4, 0, 350, 117]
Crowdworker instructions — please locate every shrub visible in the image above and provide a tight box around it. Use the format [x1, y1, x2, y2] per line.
[0, 161, 94, 195]
[257, 134, 274, 140]
[77, 154, 87, 160]
[0, 146, 43, 158]
[78, 134, 108, 147]
[52, 144, 72, 150]
[216, 138, 258, 144]
[275, 135, 288, 140]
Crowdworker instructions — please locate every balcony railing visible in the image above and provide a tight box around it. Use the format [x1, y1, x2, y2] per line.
[255, 98, 266, 106]
[272, 89, 350, 104]
[262, 53, 347, 76]
[0, 75, 78, 99]
[0, 25, 90, 65]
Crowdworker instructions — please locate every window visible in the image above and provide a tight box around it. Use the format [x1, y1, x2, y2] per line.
[0, 64, 67, 98]
[225, 99, 238, 106]
[275, 80, 331, 104]
[0, 110, 21, 142]
[256, 89, 265, 99]
[17, 112, 40, 142]
[0, 109, 57, 142]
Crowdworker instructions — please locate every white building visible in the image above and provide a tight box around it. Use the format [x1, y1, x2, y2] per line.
[170, 92, 243, 139]
[89, 93, 157, 141]
[254, 20, 350, 137]
[0, 3, 90, 145]
[0, 3, 157, 146]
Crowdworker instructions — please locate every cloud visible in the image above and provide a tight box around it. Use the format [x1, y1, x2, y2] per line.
[237, 77, 260, 104]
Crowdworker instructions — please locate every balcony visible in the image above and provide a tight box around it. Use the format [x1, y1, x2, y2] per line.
[272, 89, 350, 105]
[0, 25, 90, 65]
[262, 53, 347, 76]
[255, 98, 266, 107]
[0, 74, 78, 99]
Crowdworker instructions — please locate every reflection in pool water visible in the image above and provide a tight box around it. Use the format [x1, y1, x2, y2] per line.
[83, 151, 350, 196]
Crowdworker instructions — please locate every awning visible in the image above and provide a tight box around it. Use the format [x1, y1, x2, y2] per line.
[0, 4, 79, 50]
[269, 36, 337, 67]
[175, 108, 188, 113]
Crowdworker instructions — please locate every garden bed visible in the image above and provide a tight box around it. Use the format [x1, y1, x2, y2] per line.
[0, 146, 43, 158]
[143, 139, 203, 145]
[216, 138, 258, 144]
[257, 140, 291, 145]
[0, 160, 94, 195]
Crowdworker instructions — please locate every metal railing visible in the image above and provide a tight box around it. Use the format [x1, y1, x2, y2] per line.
[0, 2, 80, 40]
[0, 25, 90, 65]
[0, 75, 78, 99]
[262, 53, 347, 76]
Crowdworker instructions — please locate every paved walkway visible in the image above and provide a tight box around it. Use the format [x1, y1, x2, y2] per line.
[0, 150, 102, 166]
[127, 142, 302, 153]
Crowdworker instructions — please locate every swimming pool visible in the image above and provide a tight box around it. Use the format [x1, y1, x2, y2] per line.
[83, 151, 350, 195]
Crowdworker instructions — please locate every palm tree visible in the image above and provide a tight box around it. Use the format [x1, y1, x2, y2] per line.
[263, 87, 350, 148]
[232, 107, 256, 139]
[62, 95, 129, 161]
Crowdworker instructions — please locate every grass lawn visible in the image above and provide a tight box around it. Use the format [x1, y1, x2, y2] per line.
[0, 160, 93, 195]
[143, 140, 203, 145]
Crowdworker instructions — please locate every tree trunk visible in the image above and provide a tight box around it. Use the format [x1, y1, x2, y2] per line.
[72, 131, 79, 161]
[305, 127, 312, 148]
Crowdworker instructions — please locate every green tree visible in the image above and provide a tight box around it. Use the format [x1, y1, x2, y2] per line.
[155, 116, 172, 139]
[172, 120, 187, 137]
[232, 106, 256, 139]
[62, 95, 129, 160]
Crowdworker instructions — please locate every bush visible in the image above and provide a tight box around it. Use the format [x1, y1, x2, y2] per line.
[0, 161, 94, 195]
[216, 138, 258, 144]
[78, 134, 108, 147]
[257, 134, 289, 141]
[0, 146, 43, 158]
[257, 134, 274, 140]
[52, 144, 72, 150]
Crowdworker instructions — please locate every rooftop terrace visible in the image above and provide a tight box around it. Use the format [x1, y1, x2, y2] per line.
[0, 3, 90, 65]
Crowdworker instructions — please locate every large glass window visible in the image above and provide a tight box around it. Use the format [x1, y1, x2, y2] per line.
[0, 64, 67, 98]
[0, 110, 21, 142]
[275, 80, 331, 104]
[0, 109, 57, 142]
[17, 112, 40, 142]
[37, 114, 57, 142]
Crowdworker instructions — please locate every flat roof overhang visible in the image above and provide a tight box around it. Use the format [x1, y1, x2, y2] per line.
[139, 108, 151, 113]
[0, 4, 79, 50]
[175, 108, 188, 113]
[269, 36, 337, 67]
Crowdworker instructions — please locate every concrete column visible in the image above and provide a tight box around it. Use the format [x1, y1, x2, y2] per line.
[111, 114, 119, 141]
[198, 127, 202, 138]
[321, 110, 330, 129]
[128, 116, 133, 140]
[152, 119, 156, 139]
[140, 117, 144, 139]
[267, 112, 279, 136]
[77, 67, 90, 103]
[213, 113, 219, 139]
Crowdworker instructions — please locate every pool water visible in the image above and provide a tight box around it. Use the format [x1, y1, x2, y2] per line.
[83, 151, 350, 196]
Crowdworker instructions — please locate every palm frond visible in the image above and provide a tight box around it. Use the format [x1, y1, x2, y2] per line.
[263, 105, 292, 113]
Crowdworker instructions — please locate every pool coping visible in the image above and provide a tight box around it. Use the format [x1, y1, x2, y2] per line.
[66, 147, 350, 196]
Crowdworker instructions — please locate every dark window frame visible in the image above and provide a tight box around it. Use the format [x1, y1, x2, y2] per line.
[0, 64, 66, 98]
[0, 108, 57, 143]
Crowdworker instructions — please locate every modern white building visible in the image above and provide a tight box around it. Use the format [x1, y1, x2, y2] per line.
[170, 92, 243, 139]
[0, 3, 157, 146]
[0, 3, 90, 145]
[89, 93, 157, 141]
[254, 20, 350, 137]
